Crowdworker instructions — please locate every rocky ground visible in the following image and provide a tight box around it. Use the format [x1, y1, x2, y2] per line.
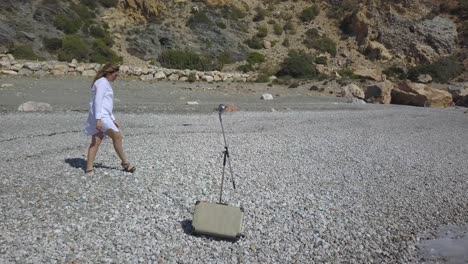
[1, 76, 468, 263]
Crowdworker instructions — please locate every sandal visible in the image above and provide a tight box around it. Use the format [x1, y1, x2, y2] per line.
[85, 169, 94, 175]
[121, 162, 136, 173]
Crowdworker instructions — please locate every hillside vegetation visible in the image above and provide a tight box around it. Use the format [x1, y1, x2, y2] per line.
[0, 0, 466, 82]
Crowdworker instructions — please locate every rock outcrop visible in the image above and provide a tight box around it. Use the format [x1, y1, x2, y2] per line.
[447, 83, 468, 107]
[365, 81, 394, 104]
[391, 81, 453, 108]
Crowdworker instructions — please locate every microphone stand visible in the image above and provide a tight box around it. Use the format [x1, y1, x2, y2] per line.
[218, 104, 236, 204]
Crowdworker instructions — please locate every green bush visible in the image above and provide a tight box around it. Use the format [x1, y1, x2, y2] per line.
[407, 56, 463, 83]
[247, 52, 265, 64]
[245, 36, 264, 49]
[90, 39, 122, 64]
[300, 5, 320, 22]
[253, 6, 267, 22]
[80, 0, 97, 9]
[187, 12, 212, 28]
[255, 73, 270, 83]
[237, 63, 254, 73]
[383, 65, 407, 80]
[70, 2, 96, 21]
[43, 37, 62, 52]
[338, 68, 359, 79]
[220, 4, 247, 20]
[327, 0, 359, 19]
[282, 38, 290, 47]
[54, 14, 82, 34]
[303, 29, 337, 56]
[256, 26, 268, 38]
[188, 72, 197, 83]
[217, 51, 234, 69]
[283, 20, 297, 35]
[237, 22, 249, 33]
[217, 22, 227, 29]
[277, 50, 318, 78]
[99, 0, 118, 8]
[158, 50, 208, 71]
[58, 35, 90, 62]
[89, 25, 114, 46]
[41, 0, 59, 6]
[273, 23, 283, 35]
[9, 43, 43, 60]
[315, 56, 327, 65]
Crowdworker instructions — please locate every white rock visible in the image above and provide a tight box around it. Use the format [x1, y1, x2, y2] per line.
[168, 73, 179, 81]
[18, 68, 33, 76]
[133, 67, 143, 76]
[1, 83, 14, 88]
[119, 65, 130, 73]
[51, 70, 66, 76]
[213, 75, 222, 82]
[82, 70, 97, 77]
[154, 71, 166, 80]
[1, 70, 18, 75]
[140, 74, 154, 81]
[203, 76, 214, 82]
[186, 101, 199, 105]
[18, 101, 53, 112]
[347, 97, 367, 104]
[11, 64, 23, 71]
[34, 70, 48, 77]
[261, 93, 274, 100]
[0, 61, 11, 68]
[53, 64, 69, 72]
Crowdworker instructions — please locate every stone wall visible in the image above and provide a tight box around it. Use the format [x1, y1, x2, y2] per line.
[0, 54, 251, 83]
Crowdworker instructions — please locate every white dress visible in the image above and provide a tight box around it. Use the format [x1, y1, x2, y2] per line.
[84, 77, 119, 136]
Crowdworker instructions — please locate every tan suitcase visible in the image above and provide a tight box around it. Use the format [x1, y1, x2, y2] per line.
[192, 201, 244, 240]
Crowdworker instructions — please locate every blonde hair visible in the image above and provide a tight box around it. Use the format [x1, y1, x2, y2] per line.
[92, 63, 120, 85]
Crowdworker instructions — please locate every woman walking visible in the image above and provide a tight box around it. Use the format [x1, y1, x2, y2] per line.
[84, 63, 136, 175]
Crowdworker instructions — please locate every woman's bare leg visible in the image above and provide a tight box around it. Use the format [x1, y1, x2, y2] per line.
[86, 132, 104, 172]
[105, 129, 128, 164]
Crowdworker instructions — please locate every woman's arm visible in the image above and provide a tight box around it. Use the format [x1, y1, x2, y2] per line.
[93, 80, 106, 120]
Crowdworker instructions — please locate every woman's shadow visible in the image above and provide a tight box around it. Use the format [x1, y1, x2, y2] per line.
[64, 157, 119, 172]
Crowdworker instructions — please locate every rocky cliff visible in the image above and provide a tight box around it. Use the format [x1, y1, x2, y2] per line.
[0, 0, 466, 81]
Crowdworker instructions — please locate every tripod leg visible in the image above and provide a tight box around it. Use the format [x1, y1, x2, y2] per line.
[225, 148, 236, 190]
[219, 150, 227, 203]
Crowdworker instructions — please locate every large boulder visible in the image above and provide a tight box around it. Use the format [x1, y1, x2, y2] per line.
[340, 84, 365, 99]
[447, 83, 468, 107]
[365, 81, 393, 104]
[391, 81, 453, 108]
[353, 67, 382, 81]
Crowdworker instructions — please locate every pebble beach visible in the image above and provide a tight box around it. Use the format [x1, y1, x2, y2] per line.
[1, 76, 468, 263]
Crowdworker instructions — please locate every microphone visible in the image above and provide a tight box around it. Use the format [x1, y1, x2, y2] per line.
[218, 104, 225, 114]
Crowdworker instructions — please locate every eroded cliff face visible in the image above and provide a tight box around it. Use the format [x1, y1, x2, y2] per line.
[119, 0, 166, 22]
[0, 0, 466, 80]
[117, 0, 230, 22]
